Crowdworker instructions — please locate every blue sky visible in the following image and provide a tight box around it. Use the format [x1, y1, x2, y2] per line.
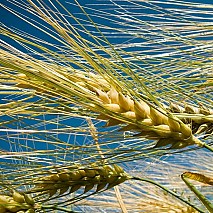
[1, 0, 212, 45]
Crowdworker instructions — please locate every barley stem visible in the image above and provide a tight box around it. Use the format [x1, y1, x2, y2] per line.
[202, 143, 213, 153]
[132, 176, 205, 213]
[181, 174, 213, 213]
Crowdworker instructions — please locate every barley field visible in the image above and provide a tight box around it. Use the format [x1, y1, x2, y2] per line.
[0, 0, 212, 212]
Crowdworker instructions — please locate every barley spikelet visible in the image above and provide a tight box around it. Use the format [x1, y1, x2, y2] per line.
[0, 191, 35, 213]
[33, 164, 129, 198]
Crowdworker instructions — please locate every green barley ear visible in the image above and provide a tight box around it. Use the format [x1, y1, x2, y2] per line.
[32, 163, 129, 199]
